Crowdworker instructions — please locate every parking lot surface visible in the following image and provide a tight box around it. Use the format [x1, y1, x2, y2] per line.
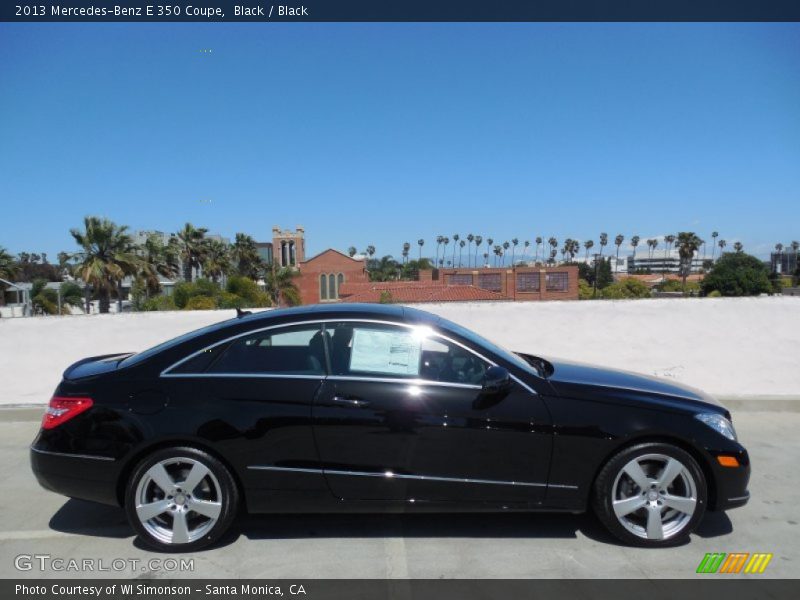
[1, 408, 797, 578]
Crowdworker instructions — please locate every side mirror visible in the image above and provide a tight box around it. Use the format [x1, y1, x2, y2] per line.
[481, 366, 512, 395]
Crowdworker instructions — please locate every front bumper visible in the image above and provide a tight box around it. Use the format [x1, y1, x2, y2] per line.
[708, 447, 751, 511]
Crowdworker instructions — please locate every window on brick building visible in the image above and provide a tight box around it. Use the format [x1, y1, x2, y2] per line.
[477, 273, 502, 292]
[448, 273, 473, 286]
[546, 272, 569, 291]
[320, 274, 328, 300]
[516, 272, 540, 292]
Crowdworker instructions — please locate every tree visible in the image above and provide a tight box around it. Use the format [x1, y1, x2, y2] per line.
[548, 237, 558, 264]
[733, 241, 743, 253]
[601, 278, 651, 299]
[523, 240, 530, 262]
[231, 233, 263, 279]
[474, 236, 484, 268]
[402, 242, 410, 264]
[442, 237, 450, 267]
[663, 234, 676, 274]
[0, 246, 19, 306]
[30, 279, 84, 315]
[435, 235, 444, 266]
[675, 232, 702, 292]
[630, 235, 640, 269]
[70, 217, 140, 314]
[458, 240, 466, 267]
[137, 233, 180, 296]
[774, 243, 784, 273]
[598, 232, 608, 258]
[451, 234, 459, 266]
[583, 239, 594, 261]
[613, 234, 624, 273]
[417, 239, 425, 261]
[701, 252, 770, 297]
[511, 238, 519, 265]
[348, 246, 357, 258]
[535, 236, 543, 263]
[711, 231, 719, 261]
[502, 241, 510, 266]
[175, 223, 208, 282]
[647, 238, 658, 261]
[264, 265, 300, 306]
[466, 234, 474, 267]
[202, 238, 232, 283]
[718, 239, 727, 258]
[366, 245, 376, 264]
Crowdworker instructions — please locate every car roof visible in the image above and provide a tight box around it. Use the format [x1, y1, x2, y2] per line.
[238, 303, 440, 326]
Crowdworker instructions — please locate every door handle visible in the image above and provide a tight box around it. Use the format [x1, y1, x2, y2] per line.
[333, 396, 371, 408]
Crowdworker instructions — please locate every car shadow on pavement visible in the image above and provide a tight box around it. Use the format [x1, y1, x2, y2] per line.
[48, 499, 734, 550]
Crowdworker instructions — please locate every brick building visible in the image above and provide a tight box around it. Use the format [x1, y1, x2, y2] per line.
[270, 226, 579, 304]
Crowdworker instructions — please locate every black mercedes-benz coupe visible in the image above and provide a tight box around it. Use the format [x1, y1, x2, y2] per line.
[30, 304, 750, 551]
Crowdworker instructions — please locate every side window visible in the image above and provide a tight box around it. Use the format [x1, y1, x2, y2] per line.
[327, 322, 488, 385]
[203, 325, 327, 375]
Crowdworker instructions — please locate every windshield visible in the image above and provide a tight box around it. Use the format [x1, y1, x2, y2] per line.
[437, 317, 541, 377]
[119, 317, 238, 368]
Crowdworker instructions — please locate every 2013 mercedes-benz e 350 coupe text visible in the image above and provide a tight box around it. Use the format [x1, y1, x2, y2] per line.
[30, 304, 750, 551]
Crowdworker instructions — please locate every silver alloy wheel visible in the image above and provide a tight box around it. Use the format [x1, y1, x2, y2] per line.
[611, 453, 698, 541]
[134, 457, 223, 545]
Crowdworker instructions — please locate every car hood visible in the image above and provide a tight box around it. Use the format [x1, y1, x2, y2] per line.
[541, 357, 727, 415]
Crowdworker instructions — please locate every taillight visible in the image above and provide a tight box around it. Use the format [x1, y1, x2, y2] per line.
[42, 396, 93, 430]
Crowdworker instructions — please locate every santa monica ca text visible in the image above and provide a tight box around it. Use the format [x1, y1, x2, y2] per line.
[16, 584, 306, 596]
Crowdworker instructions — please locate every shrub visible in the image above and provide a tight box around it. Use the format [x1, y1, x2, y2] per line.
[659, 279, 701, 294]
[141, 295, 177, 311]
[578, 278, 594, 300]
[601, 278, 651, 299]
[707, 290, 722, 298]
[379, 290, 394, 304]
[218, 291, 247, 309]
[193, 278, 220, 297]
[172, 282, 194, 309]
[701, 252, 771, 297]
[226, 275, 271, 307]
[184, 295, 217, 310]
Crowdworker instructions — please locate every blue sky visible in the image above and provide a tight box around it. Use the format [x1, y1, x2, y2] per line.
[1, 23, 798, 260]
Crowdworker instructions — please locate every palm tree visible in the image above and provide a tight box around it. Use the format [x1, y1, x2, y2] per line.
[231, 233, 262, 279]
[676, 232, 702, 291]
[70, 216, 139, 314]
[30, 279, 84, 315]
[483, 252, 489, 266]
[0, 246, 19, 307]
[630, 235, 640, 270]
[264, 265, 300, 307]
[442, 237, 450, 268]
[598, 233, 608, 259]
[466, 234, 474, 267]
[202, 238, 232, 283]
[137, 233, 180, 296]
[523, 240, 530, 263]
[474, 236, 484, 268]
[548, 237, 558, 264]
[718, 239, 727, 259]
[451, 234, 459, 266]
[613, 234, 624, 273]
[348, 246, 357, 258]
[792, 241, 800, 254]
[774, 243, 784, 273]
[417, 239, 425, 261]
[733, 241, 744, 253]
[535, 237, 543, 264]
[583, 239, 594, 261]
[458, 239, 466, 267]
[402, 242, 411, 264]
[502, 241, 510, 266]
[366, 245, 376, 268]
[493, 245, 503, 266]
[176, 223, 208, 282]
[711, 231, 719, 261]
[510, 238, 519, 266]
[663, 234, 676, 274]
[647, 238, 658, 260]
[435, 235, 444, 266]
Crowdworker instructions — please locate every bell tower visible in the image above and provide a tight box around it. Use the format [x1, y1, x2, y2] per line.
[272, 226, 305, 269]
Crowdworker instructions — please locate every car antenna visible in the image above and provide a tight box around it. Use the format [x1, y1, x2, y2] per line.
[236, 308, 252, 318]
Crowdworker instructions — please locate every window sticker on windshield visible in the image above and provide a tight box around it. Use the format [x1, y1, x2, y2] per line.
[349, 328, 421, 376]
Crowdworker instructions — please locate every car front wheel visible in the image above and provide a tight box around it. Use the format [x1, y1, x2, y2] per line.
[592, 442, 707, 547]
[124, 446, 239, 552]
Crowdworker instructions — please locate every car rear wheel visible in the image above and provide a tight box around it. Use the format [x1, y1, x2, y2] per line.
[124, 447, 239, 552]
[592, 442, 707, 547]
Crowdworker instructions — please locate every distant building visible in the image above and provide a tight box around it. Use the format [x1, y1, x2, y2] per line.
[272, 226, 305, 269]
[627, 252, 704, 274]
[770, 250, 798, 275]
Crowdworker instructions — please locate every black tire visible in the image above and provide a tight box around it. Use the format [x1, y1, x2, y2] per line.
[124, 446, 239, 552]
[592, 442, 707, 547]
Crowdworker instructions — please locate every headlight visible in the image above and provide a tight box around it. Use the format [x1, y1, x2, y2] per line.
[695, 413, 737, 441]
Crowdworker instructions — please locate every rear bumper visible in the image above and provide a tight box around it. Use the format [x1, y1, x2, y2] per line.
[30, 445, 120, 506]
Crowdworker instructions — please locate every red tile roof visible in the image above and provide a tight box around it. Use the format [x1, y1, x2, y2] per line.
[338, 281, 507, 303]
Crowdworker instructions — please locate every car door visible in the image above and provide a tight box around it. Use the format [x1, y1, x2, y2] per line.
[163, 323, 332, 506]
[312, 320, 552, 504]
